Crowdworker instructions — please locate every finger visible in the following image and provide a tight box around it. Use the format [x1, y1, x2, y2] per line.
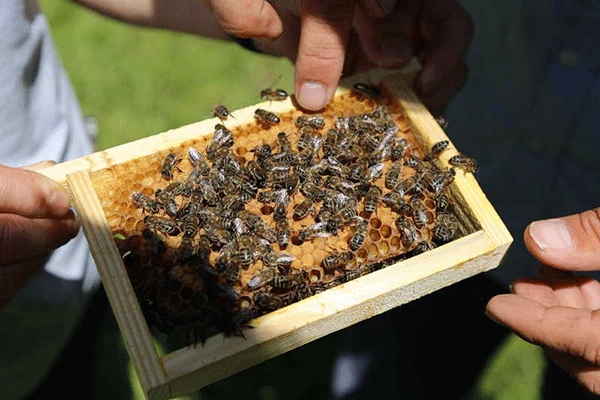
[0, 210, 79, 265]
[417, 62, 467, 114]
[486, 294, 600, 367]
[209, 0, 283, 39]
[0, 164, 71, 218]
[0, 253, 48, 307]
[525, 208, 600, 271]
[537, 266, 589, 309]
[511, 278, 559, 307]
[22, 160, 56, 171]
[295, 0, 356, 110]
[414, 0, 473, 97]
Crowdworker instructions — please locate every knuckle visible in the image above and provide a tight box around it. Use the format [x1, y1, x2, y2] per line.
[591, 379, 600, 396]
[578, 208, 600, 248]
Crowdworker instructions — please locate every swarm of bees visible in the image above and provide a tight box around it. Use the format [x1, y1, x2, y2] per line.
[113, 83, 477, 344]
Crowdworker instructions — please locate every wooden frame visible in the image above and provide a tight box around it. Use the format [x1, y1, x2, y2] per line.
[40, 67, 512, 400]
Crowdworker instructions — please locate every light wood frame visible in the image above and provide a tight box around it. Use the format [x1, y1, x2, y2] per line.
[40, 67, 512, 400]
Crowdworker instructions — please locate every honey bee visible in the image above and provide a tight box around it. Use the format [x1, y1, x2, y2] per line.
[263, 253, 295, 271]
[300, 181, 325, 201]
[273, 204, 287, 222]
[296, 115, 325, 129]
[395, 216, 419, 248]
[296, 125, 315, 152]
[142, 228, 166, 254]
[297, 222, 331, 242]
[164, 198, 179, 217]
[254, 108, 280, 124]
[348, 217, 368, 251]
[404, 155, 424, 172]
[322, 129, 338, 157]
[325, 213, 343, 234]
[367, 162, 384, 182]
[260, 88, 288, 101]
[352, 83, 381, 99]
[182, 215, 200, 238]
[425, 140, 449, 161]
[225, 263, 240, 283]
[363, 186, 382, 216]
[396, 176, 417, 196]
[432, 219, 455, 243]
[254, 291, 285, 310]
[276, 219, 290, 247]
[272, 273, 303, 290]
[231, 236, 255, 270]
[132, 192, 162, 214]
[161, 152, 182, 180]
[435, 193, 451, 213]
[254, 221, 278, 244]
[178, 235, 196, 261]
[381, 191, 409, 214]
[448, 154, 479, 173]
[412, 207, 429, 228]
[391, 138, 409, 161]
[247, 267, 277, 290]
[412, 240, 437, 255]
[358, 131, 379, 154]
[251, 144, 272, 161]
[213, 104, 230, 121]
[385, 161, 402, 189]
[434, 115, 449, 130]
[155, 181, 182, 205]
[321, 251, 354, 273]
[293, 198, 314, 221]
[430, 168, 456, 194]
[144, 215, 181, 236]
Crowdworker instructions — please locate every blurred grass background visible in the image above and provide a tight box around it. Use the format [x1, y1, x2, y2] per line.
[40, 1, 547, 399]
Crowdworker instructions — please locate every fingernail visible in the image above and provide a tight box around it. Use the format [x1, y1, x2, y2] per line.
[298, 82, 327, 111]
[529, 219, 573, 251]
[48, 190, 71, 215]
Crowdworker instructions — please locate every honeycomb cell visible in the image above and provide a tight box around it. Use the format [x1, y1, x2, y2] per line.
[134, 220, 145, 232]
[261, 205, 274, 215]
[370, 218, 382, 229]
[425, 199, 436, 209]
[356, 248, 368, 262]
[239, 296, 252, 309]
[124, 216, 137, 231]
[141, 187, 154, 196]
[369, 229, 381, 242]
[180, 286, 193, 301]
[425, 211, 434, 225]
[309, 269, 322, 283]
[367, 244, 379, 260]
[379, 241, 390, 256]
[106, 212, 121, 228]
[390, 236, 401, 252]
[236, 146, 247, 156]
[380, 225, 392, 239]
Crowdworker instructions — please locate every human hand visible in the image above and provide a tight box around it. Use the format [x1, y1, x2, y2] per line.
[207, 0, 473, 113]
[486, 209, 600, 394]
[0, 162, 80, 306]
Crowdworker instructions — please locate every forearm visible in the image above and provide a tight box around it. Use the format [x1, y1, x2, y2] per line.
[73, 0, 231, 41]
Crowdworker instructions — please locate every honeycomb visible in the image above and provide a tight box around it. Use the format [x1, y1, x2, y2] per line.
[90, 84, 469, 342]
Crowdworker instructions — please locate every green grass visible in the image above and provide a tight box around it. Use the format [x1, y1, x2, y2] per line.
[40, 2, 547, 399]
[41, 0, 294, 150]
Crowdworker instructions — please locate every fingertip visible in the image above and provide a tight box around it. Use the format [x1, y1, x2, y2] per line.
[296, 81, 332, 111]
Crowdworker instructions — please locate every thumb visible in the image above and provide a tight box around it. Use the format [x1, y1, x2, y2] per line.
[525, 208, 600, 271]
